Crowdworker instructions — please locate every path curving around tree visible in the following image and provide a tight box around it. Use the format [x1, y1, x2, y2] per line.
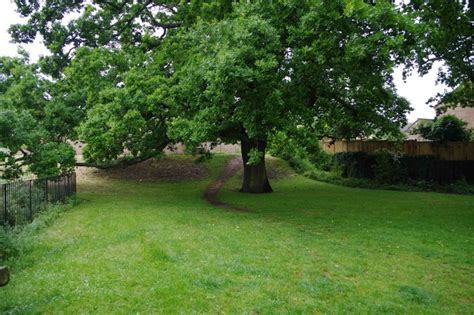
[203, 156, 248, 212]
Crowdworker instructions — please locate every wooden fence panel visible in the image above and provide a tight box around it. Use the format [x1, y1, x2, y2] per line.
[319, 140, 474, 161]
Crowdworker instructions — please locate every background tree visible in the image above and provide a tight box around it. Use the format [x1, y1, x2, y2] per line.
[0, 53, 75, 179]
[414, 115, 472, 142]
[60, 47, 169, 166]
[402, 0, 473, 109]
[9, 0, 229, 168]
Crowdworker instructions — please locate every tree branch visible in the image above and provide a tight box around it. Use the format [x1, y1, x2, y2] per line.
[75, 156, 153, 169]
[143, 7, 181, 29]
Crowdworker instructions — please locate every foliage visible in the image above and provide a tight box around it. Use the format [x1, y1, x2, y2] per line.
[373, 149, 405, 184]
[5, 0, 472, 190]
[402, 0, 473, 108]
[9, 0, 419, 192]
[1, 156, 473, 313]
[445, 178, 474, 194]
[0, 54, 75, 179]
[164, 14, 285, 146]
[414, 115, 472, 142]
[307, 166, 474, 194]
[285, 0, 413, 139]
[268, 129, 330, 173]
[0, 199, 75, 263]
[9, 0, 187, 77]
[331, 152, 376, 179]
[165, 1, 414, 142]
[27, 143, 76, 178]
[66, 48, 169, 165]
[297, 151, 474, 193]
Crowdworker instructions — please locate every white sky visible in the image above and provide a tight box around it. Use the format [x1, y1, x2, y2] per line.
[0, 1, 449, 122]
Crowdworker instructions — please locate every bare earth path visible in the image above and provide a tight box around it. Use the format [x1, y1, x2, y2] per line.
[203, 156, 247, 211]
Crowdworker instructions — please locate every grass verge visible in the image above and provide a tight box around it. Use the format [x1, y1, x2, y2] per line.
[1, 199, 77, 265]
[0, 155, 473, 313]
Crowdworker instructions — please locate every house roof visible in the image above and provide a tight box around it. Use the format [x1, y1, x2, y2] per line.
[402, 118, 433, 133]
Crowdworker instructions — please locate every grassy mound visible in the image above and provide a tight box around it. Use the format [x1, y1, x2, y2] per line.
[76, 155, 210, 182]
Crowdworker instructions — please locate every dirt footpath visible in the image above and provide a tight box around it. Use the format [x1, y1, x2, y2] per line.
[203, 156, 248, 212]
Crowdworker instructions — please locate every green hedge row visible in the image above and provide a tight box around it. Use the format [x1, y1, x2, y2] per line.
[332, 152, 474, 184]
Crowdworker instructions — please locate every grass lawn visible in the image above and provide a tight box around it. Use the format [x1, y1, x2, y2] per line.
[1, 155, 473, 313]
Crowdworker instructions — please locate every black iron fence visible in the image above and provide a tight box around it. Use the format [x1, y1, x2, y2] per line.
[0, 173, 76, 226]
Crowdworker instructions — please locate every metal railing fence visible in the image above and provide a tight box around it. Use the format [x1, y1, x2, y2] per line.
[0, 173, 76, 226]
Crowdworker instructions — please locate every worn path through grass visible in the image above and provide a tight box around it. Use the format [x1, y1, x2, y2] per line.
[1, 155, 473, 313]
[203, 156, 246, 211]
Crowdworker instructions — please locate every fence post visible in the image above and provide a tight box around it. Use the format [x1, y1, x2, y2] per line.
[0, 173, 76, 227]
[28, 180, 33, 222]
[61, 176, 65, 201]
[57, 178, 60, 202]
[45, 179, 48, 204]
[73, 173, 76, 194]
[53, 178, 57, 202]
[66, 175, 70, 198]
[3, 184, 6, 226]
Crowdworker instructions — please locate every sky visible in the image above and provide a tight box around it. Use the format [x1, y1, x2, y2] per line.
[0, 1, 450, 123]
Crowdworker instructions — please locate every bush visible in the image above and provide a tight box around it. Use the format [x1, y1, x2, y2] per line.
[2, 181, 50, 226]
[0, 229, 17, 261]
[414, 115, 472, 142]
[0, 199, 76, 264]
[268, 129, 330, 174]
[331, 152, 375, 178]
[324, 150, 474, 192]
[373, 150, 406, 184]
[445, 178, 474, 194]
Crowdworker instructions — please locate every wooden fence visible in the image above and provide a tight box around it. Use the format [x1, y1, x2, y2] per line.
[319, 140, 474, 161]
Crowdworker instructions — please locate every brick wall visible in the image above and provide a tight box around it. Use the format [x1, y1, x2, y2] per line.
[440, 107, 474, 129]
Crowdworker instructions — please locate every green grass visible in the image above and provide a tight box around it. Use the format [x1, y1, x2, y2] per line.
[1, 155, 473, 314]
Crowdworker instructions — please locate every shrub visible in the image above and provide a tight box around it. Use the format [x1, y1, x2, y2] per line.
[268, 129, 330, 173]
[400, 155, 436, 180]
[0, 199, 76, 264]
[445, 178, 474, 194]
[0, 229, 17, 261]
[373, 150, 406, 184]
[331, 152, 375, 178]
[269, 129, 473, 193]
[414, 115, 472, 142]
[3, 182, 48, 226]
[327, 152, 473, 187]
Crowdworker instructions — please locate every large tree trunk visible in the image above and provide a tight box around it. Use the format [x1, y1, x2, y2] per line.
[240, 135, 273, 193]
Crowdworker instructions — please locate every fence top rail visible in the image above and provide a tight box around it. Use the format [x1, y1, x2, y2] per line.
[320, 139, 474, 144]
[0, 172, 76, 186]
[319, 140, 474, 160]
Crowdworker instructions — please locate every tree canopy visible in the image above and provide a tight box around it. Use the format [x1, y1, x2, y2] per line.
[0, 52, 75, 179]
[160, 1, 414, 191]
[5, 0, 471, 191]
[402, 0, 473, 109]
[64, 47, 169, 165]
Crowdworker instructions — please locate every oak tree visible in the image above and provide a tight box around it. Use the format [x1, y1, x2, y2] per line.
[9, 0, 427, 192]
